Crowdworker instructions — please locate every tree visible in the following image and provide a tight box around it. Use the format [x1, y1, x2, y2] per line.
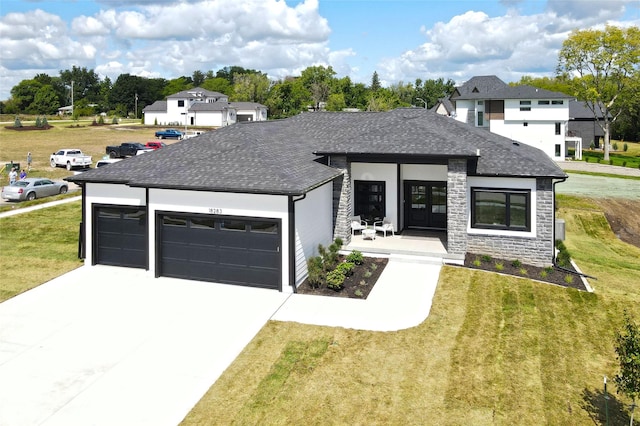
[59, 66, 101, 103]
[31, 85, 60, 114]
[325, 93, 346, 111]
[614, 311, 640, 426]
[557, 25, 640, 160]
[233, 72, 270, 103]
[192, 70, 205, 87]
[201, 77, 233, 96]
[299, 65, 336, 110]
[370, 71, 381, 92]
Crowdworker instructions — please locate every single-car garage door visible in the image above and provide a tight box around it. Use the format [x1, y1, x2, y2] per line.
[158, 214, 281, 290]
[94, 206, 147, 268]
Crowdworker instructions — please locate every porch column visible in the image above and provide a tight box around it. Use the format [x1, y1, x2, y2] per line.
[447, 159, 468, 259]
[331, 155, 352, 244]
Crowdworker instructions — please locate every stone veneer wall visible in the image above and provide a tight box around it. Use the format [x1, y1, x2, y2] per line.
[331, 155, 352, 244]
[447, 159, 468, 259]
[467, 178, 555, 267]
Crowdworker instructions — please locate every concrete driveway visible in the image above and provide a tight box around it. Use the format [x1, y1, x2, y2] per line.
[0, 266, 290, 426]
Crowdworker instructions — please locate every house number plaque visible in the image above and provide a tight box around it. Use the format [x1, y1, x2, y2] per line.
[208, 208, 222, 214]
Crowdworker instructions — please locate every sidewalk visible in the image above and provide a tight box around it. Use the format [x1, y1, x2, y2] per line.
[559, 160, 640, 177]
[0, 196, 81, 219]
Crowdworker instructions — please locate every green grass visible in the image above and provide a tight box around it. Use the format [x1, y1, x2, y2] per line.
[0, 201, 83, 301]
[182, 194, 640, 425]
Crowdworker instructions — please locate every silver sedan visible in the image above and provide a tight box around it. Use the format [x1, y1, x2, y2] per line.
[1, 178, 68, 202]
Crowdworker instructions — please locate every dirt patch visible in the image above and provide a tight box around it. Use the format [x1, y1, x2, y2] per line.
[296, 256, 388, 299]
[4, 125, 52, 131]
[595, 199, 640, 248]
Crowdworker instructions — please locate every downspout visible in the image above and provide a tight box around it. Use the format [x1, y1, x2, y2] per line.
[145, 187, 150, 271]
[551, 176, 597, 280]
[288, 193, 307, 293]
[78, 183, 86, 259]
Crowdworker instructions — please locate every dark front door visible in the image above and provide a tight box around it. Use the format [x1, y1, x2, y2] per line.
[405, 181, 447, 230]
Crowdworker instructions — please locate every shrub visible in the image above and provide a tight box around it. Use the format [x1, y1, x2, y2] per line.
[539, 270, 548, 279]
[364, 270, 372, 278]
[481, 254, 492, 263]
[609, 159, 614, 165]
[598, 158, 602, 163]
[370, 263, 378, 271]
[623, 142, 628, 152]
[112, 117, 118, 124]
[318, 238, 343, 272]
[556, 240, 572, 268]
[326, 269, 345, 290]
[35, 117, 42, 127]
[98, 115, 105, 124]
[335, 262, 355, 277]
[623, 161, 627, 167]
[564, 274, 574, 284]
[589, 142, 595, 150]
[13, 116, 22, 128]
[307, 256, 324, 288]
[473, 258, 482, 267]
[354, 289, 364, 298]
[519, 268, 528, 276]
[544, 266, 554, 274]
[346, 250, 364, 265]
[613, 142, 619, 151]
[495, 262, 504, 271]
[511, 259, 522, 268]
[42, 117, 48, 126]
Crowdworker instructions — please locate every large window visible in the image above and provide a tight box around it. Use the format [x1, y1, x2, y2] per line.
[471, 188, 530, 232]
[477, 111, 484, 126]
[354, 181, 385, 222]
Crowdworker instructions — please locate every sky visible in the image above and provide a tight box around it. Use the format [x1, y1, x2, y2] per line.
[0, 0, 639, 101]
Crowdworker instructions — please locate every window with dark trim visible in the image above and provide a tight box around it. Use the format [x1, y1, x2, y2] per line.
[538, 100, 550, 105]
[552, 100, 564, 105]
[555, 122, 561, 135]
[178, 100, 185, 107]
[519, 100, 531, 111]
[471, 188, 531, 232]
[354, 180, 385, 222]
[555, 144, 561, 157]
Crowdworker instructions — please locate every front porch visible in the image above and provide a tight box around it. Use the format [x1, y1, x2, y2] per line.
[344, 230, 458, 264]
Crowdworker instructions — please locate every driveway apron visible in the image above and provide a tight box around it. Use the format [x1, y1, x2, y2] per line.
[0, 266, 289, 426]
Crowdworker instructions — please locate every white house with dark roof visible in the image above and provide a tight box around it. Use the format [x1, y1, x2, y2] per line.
[439, 76, 574, 161]
[142, 87, 267, 127]
[68, 109, 567, 293]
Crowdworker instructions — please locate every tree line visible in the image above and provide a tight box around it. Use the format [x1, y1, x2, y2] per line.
[0, 65, 456, 120]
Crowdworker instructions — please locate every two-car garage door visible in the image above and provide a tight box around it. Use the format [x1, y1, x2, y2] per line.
[93, 207, 281, 290]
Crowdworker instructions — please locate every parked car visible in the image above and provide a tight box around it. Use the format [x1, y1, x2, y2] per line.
[154, 129, 183, 139]
[50, 149, 92, 170]
[145, 141, 167, 150]
[95, 158, 123, 168]
[106, 142, 152, 158]
[1, 178, 68, 201]
[183, 130, 205, 139]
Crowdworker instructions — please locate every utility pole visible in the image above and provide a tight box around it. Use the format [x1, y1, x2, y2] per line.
[135, 93, 138, 119]
[71, 80, 74, 116]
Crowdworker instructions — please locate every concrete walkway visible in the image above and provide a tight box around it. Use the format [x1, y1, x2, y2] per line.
[0, 258, 440, 426]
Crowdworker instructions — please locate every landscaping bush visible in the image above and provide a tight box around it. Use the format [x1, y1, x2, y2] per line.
[335, 262, 355, 277]
[306, 256, 324, 288]
[623, 142, 628, 152]
[346, 250, 364, 265]
[326, 269, 346, 290]
[556, 240, 572, 268]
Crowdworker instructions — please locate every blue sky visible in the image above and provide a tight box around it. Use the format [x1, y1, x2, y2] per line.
[0, 0, 638, 100]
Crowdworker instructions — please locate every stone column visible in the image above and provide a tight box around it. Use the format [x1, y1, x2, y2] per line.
[331, 155, 352, 244]
[447, 159, 468, 258]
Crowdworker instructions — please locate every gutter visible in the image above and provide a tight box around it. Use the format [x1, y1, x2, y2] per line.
[288, 193, 307, 293]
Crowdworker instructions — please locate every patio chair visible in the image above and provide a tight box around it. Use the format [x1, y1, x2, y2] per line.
[373, 217, 395, 237]
[351, 215, 367, 235]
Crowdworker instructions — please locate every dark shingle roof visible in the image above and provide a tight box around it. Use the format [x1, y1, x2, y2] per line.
[450, 75, 573, 100]
[167, 87, 227, 99]
[142, 100, 167, 112]
[569, 100, 608, 119]
[68, 109, 565, 194]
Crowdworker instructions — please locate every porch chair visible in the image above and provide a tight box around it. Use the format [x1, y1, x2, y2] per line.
[351, 215, 367, 235]
[373, 217, 395, 237]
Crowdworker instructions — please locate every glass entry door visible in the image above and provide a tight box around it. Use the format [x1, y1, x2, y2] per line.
[404, 181, 447, 230]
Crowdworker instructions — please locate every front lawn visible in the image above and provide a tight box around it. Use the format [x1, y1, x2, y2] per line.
[181, 194, 640, 425]
[0, 201, 83, 301]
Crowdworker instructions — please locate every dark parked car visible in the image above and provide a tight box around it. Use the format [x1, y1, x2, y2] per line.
[1, 178, 68, 201]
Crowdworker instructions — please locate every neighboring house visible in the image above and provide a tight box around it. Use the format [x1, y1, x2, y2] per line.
[568, 100, 607, 149]
[142, 87, 267, 127]
[437, 76, 575, 161]
[67, 109, 566, 293]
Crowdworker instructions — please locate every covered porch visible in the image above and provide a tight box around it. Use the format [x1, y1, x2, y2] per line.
[343, 230, 450, 263]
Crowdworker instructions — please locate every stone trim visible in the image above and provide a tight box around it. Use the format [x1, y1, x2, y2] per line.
[330, 155, 352, 244]
[447, 159, 468, 256]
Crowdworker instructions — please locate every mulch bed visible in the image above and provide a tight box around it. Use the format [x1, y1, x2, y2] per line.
[296, 256, 388, 299]
[4, 125, 53, 131]
[463, 253, 588, 291]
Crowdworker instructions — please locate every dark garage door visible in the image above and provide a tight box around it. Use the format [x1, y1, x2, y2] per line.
[159, 214, 281, 290]
[94, 206, 147, 268]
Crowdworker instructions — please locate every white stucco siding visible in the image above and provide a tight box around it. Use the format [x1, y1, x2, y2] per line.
[293, 183, 333, 287]
[466, 177, 537, 238]
[454, 100, 473, 124]
[351, 162, 398, 228]
[148, 189, 291, 290]
[490, 120, 565, 160]
[193, 112, 223, 127]
[401, 164, 448, 181]
[84, 183, 147, 266]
